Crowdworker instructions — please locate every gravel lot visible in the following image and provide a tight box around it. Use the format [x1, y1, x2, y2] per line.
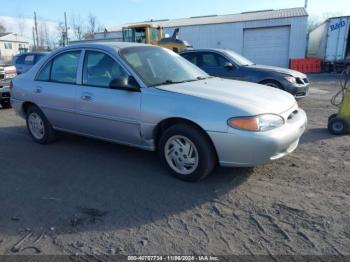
[0, 74, 349, 257]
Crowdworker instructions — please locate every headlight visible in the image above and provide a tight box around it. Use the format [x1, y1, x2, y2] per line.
[284, 76, 296, 84]
[228, 114, 285, 132]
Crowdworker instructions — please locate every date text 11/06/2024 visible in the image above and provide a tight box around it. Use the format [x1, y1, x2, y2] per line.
[127, 256, 219, 261]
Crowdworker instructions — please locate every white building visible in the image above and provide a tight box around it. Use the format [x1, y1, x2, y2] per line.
[0, 33, 29, 62]
[95, 7, 308, 68]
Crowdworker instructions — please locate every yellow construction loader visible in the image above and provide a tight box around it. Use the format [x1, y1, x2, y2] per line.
[122, 24, 191, 53]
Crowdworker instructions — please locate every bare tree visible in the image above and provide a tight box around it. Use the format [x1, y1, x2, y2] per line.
[84, 14, 105, 40]
[71, 14, 85, 40]
[16, 14, 26, 36]
[56, 22, 67, 46]
[0, 21, 6, 33]
[97, 24, 105, 33]
[84, 13, 97, 39]
[38, 22, 45, 47]
[41, 22, 52, 49]
[33, 21, 53, 51]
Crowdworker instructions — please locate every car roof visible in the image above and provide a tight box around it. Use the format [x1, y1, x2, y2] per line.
[180, 48, 228, 54]
[47, 42, 153, 57]
[41, 42, 154, 60]
[17, 52, 49, 56]
[67, 41, 150, 50]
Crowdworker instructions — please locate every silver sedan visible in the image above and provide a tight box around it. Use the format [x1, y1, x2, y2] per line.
[10, 42, 307, 181]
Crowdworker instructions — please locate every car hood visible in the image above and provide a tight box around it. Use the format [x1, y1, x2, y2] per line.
[156, 78, 296, 115]
[246, 64, 307, 78]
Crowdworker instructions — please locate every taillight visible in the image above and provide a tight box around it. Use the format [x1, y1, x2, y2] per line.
[9, 80, 13, 90]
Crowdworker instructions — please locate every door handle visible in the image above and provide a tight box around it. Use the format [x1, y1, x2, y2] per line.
[34, 86, 42, 94]
[81, 93, 92, 101]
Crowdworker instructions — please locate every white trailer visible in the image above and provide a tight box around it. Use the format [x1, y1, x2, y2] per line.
[308, 16, 350, 67]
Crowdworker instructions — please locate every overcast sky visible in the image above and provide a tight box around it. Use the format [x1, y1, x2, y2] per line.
[1, 0, 350, 29]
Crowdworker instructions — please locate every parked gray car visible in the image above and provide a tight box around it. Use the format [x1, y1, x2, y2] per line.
[11, 43, 307, 181]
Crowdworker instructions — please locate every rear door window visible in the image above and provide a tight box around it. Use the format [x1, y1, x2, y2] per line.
[36, 51, 81, 83]
[51, 51, 81, 84]
[37, 61, 52, 81]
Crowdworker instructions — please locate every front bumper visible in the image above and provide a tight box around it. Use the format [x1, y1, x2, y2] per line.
[208, 107, 307, 167]
[0, 85, 11, 101]
[283, 81, 310, 99]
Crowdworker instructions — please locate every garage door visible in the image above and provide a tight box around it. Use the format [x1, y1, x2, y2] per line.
[243, 26, 291, 68]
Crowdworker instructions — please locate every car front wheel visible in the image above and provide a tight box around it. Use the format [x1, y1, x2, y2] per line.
[26, 105, 56, 144]
[260, 80, 283, 89]
[159, 124, 216, 182]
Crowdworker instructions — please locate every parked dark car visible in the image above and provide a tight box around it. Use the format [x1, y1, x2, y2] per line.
[180, 49, 310, 99]
[13, 52, 48, 75]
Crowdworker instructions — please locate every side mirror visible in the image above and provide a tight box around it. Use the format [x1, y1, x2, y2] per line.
[224, 62, 234, 70]
[109, 76, 139, 91]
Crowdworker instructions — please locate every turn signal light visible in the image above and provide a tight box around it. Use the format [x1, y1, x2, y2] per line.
[228, 117, 259, 131]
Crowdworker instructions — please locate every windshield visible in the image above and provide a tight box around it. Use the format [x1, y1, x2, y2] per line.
[224, 49, 254, 66]
[119, 46, 209, 87]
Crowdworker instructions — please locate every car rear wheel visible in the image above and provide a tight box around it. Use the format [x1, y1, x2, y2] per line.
[159, 124, 216, 182]
[26, 105, 57, 144]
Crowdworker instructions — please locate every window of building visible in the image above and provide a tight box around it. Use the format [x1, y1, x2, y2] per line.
[4, 43, 13, 49]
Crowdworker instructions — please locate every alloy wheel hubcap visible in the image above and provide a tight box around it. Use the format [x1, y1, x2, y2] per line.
[164, 135, 199, 175]
[28, 112, 45, 139]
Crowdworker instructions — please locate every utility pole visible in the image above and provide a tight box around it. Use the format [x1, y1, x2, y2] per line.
[32, 27, 36, 50]
[64, 12, 68, 46]
[34, 12, 39, 48]
[304, 0, 308, 9]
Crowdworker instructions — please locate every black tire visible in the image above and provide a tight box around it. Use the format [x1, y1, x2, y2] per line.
[260, 80, 283, 89]
[328, 117, 348, 135]
[158, 124, 216, 182]
[328, 113, 338, 122]
[26, 105, 57, 144]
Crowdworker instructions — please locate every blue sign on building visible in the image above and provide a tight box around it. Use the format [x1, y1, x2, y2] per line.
[330, 20, 346, 31]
